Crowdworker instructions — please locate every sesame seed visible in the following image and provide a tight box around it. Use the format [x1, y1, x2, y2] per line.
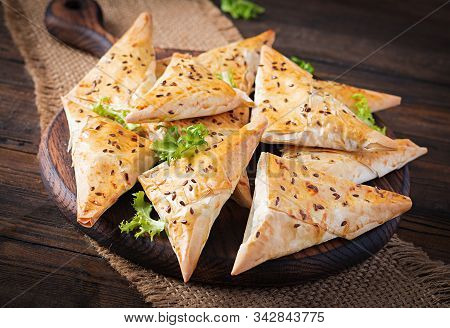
[313, 204, 324, 211]
[307, 184, 318, 193]
[299, 209, 307, 220]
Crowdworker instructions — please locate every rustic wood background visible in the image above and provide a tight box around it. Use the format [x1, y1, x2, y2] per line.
[0, 0, 449, 306]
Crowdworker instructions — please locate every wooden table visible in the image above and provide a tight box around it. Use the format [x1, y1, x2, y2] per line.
[0, 0, 449, 307]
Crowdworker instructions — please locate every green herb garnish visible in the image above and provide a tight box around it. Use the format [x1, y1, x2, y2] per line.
[216, 70, 237, 88]
[352, 93, 386, 135]
[290, 56, 315, 75]
[152, 124, 209, 162]
[92, 97, 139, 131]
[220, 0, 265, 20]
[119, 191, 165, 240]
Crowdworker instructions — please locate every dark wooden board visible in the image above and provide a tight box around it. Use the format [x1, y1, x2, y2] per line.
[38, 0, 409, 285]
[38, 103, 409, 286]
[2, 0, 449, 306]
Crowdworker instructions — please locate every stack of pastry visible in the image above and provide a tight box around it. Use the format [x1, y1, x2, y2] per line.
[62, 13, 426, 282]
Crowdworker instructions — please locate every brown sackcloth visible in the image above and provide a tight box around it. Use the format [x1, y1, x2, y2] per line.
[4, 0, 449, 308]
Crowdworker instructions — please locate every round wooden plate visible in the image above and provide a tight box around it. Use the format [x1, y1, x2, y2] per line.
[39, 1, 409, 286]
[38, 107, 409, 286]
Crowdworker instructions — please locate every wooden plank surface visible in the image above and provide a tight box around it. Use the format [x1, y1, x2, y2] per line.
[0, 0, 449, 306]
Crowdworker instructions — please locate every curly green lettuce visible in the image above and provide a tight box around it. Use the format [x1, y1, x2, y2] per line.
[290, 56, 315, 75]
[119, 191, 165, 240]
[152, 124, 209, 162]
[352, 93, 386, 135]
[220, 0, 265, 20]
[92, 97, 140, 131]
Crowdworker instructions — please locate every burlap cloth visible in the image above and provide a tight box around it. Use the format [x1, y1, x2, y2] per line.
[4, 0, 449, 307]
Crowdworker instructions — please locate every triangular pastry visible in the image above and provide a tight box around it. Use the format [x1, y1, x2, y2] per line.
[143, 106, 252, 208]
[138, 118, 268, 282]
[312, 80, 401, 113]
[66, 12, 156, 110]
[126, 54, 253, 123]
[253, 46, 397, 151]
[282, 139, 427, 183]
[140, 31, 275, 207]
[195, 30, 275, 94]
[63, 97, 155, 227]
[232, 152, 412, 275]
[154, 30, 275, 93]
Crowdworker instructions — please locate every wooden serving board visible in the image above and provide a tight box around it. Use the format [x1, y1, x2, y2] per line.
[38, 0, 409, 286]
[38, 103, 408, 286]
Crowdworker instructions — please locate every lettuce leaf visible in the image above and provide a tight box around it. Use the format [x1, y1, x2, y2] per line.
[290, 56, 315, 75]
[216, 70, 237, 88]
[92, 97, 140, 131]
[152, 124, 209, 162]
[119, 191, 165, 240]
[352, 93, 386, 135]
[220, 0, 265, 20]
